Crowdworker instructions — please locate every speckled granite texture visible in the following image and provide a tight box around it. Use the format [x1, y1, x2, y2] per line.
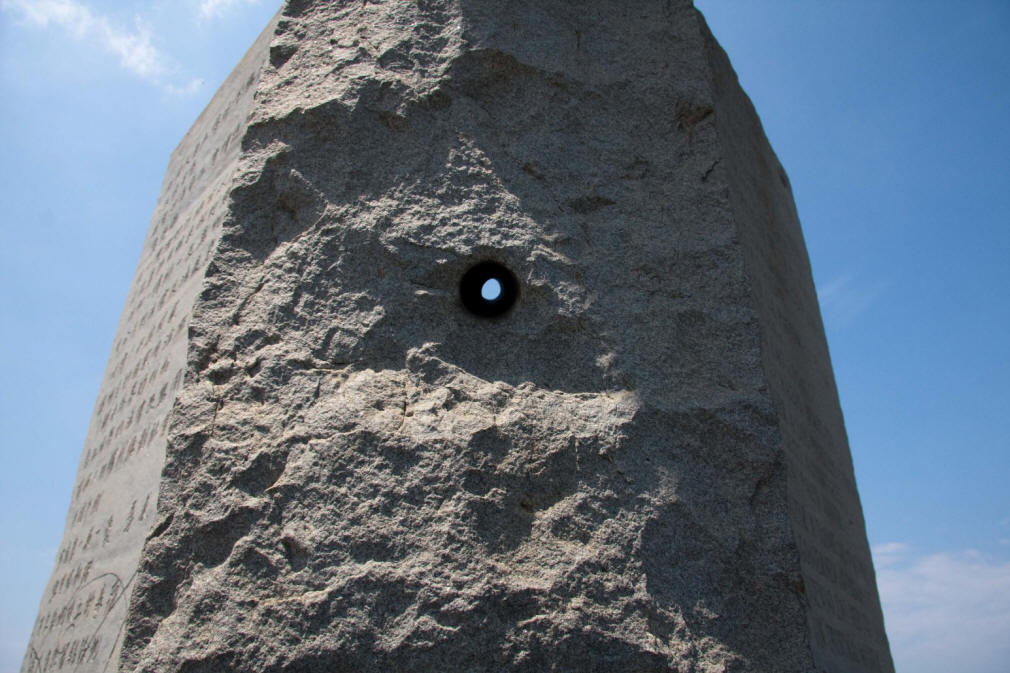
[27, 2, 894, 672]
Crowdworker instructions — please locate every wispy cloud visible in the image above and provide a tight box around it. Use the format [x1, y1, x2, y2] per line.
[817, 272, 884, 327]
[198, 0, 260, 21]
[873, 542, 1010, 673]
[1, 0, 201, 94]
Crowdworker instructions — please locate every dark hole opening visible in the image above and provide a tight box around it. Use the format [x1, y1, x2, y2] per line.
[460, 261, 519, 318]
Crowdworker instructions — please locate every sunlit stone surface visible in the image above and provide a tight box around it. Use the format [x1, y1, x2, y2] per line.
[24, 2, 893, 672]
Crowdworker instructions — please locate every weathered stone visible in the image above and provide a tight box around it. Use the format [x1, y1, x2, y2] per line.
[24, 2, 894, 672]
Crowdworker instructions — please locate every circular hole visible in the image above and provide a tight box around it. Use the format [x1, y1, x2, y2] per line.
[460, 261, 519, 318]
[481, 278, 502, 301]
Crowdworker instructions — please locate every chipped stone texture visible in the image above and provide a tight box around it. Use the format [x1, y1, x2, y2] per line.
[28, 1, 893, 671]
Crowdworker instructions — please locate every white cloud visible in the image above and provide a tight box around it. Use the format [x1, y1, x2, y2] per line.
[1, 0, 201, 94]
[1, 0, 88, 30]
[816, 271, 884, 327]
[198, 0, 260, 21]
[873, 543, 1010, 673]
[163, 77, 206, 98]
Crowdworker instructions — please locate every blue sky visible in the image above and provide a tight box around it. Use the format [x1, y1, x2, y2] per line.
[1, 1, 1007, 672]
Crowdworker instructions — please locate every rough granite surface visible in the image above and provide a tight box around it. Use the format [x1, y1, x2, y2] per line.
[26, 1, 894, 672]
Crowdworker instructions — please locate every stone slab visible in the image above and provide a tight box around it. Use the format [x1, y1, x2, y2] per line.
[25, 3, 893, 672]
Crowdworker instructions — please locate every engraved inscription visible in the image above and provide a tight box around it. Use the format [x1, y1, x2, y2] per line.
[22, 26, 275, 671]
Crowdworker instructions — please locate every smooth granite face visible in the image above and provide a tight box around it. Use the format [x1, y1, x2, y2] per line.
[26, 2, 893, 672]
[20, 15, 278, 673]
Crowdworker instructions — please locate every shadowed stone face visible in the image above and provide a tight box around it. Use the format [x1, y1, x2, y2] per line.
[22, 1, 892, 672]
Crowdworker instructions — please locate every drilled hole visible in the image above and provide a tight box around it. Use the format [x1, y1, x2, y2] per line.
[460, 261, 519, 318]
